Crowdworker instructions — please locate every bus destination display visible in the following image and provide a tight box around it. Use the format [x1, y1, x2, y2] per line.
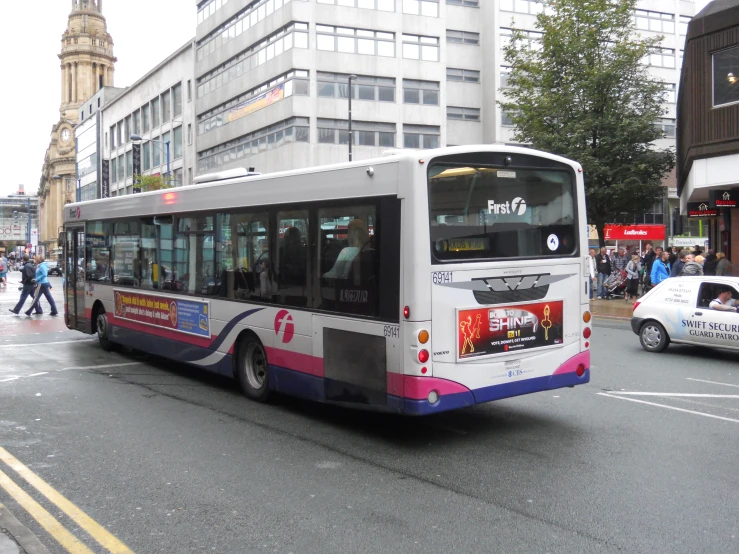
[114, 290, 210, 338]
[457, 301, 564, 359]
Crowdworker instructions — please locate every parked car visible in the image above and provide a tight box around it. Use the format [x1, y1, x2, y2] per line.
[631, 276, 739, 353]
[47, 260, 63, 277]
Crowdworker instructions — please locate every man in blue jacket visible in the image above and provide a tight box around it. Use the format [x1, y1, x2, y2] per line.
[25, 255, 58, 316]
[650, 250, 671, 286]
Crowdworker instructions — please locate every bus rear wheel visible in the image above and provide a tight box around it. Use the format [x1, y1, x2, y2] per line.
[237, 337, 271, 402]
[96, 309, 115, 352]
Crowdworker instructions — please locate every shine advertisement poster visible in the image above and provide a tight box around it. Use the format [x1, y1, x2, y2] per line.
[458, 300, 564, 359]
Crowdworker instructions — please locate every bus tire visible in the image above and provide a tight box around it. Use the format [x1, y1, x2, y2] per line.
[95, 308, 116, 352]
[639, 321, 669, 353]
[236, 336, 271, 402]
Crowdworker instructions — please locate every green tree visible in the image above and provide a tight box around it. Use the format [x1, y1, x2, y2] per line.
[499, 0, 675, 247]
[133, 174, 174, 193]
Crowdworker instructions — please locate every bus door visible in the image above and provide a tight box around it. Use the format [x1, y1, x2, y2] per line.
[64, 225, 86, 331]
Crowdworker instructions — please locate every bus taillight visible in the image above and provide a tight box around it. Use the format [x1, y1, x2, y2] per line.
[418, 349, 429, 363]
[403, 306, 410, 319]
[576, 364, 586, 377]
[583, 327, 591, 339]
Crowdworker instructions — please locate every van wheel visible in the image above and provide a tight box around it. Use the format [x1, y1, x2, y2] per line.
[96, 309, 115, 352]
[640, 321, 669, 352]
[237, 337, 271, 402]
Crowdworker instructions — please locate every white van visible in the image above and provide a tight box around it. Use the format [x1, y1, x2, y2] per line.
[631, 276, 739, 352]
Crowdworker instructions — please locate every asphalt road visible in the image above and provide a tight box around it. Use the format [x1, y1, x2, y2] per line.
[0, 275, 737, 553]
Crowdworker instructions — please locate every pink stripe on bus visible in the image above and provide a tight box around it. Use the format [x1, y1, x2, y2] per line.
[402, 375, 472, 400]
[108, 314, 214, 348]
[265, 346, 324, 377]
[552, 350, 590, 375]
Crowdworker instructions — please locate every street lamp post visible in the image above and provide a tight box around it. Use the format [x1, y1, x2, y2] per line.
[130, 134, 171, 178]
[348, 74, 357, 162]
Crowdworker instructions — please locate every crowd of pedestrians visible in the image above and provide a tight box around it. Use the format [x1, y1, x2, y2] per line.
[588, 244, 735, 301]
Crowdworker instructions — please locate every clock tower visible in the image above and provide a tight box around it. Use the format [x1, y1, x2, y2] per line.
[38, 0, 117, 254]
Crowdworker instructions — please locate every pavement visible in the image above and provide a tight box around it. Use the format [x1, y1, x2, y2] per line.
[0, 272, 737, 553]
[589, 297, 637, 319]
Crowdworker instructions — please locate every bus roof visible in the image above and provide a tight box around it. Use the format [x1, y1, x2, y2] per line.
[64, 145, 580, 223]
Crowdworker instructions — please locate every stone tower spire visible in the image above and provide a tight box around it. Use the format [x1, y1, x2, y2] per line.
[60, 0, 116, 119]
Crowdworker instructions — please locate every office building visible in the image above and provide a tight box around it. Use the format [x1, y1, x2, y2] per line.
[193, 0, 693, 182]
[101, 41, 197, 195]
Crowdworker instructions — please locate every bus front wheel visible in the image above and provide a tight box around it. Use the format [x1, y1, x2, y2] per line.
[237, 337, 271, 402]
[96, 309, 115, 352]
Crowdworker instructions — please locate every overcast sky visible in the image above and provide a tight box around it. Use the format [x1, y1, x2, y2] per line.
[0, 0, 712, 198]
[0, 0, 194, 197]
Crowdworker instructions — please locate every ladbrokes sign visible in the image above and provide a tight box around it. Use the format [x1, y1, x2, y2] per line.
[603, 224, 665, 241]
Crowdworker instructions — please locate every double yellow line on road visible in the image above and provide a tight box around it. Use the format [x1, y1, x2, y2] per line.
[0, 446, 134, 553]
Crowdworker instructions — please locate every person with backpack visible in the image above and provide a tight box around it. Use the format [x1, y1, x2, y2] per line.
[8, 254, 41, 315]
[25, 255, 58, 316]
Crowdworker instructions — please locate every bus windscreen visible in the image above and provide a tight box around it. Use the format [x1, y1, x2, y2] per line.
[428, 164, 578, 262]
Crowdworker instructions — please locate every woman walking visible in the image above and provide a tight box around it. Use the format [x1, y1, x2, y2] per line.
[625, 254, 641, 301]
[25, 255, 58, 316]
[715, 253, 735, 276]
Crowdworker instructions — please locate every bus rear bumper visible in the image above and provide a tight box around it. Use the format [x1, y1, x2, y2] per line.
[408, 351, 590, 414]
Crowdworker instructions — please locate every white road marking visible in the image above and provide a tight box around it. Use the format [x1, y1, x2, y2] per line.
[686, 378, 739, 389]
[27, 373, 48, 377]
[598, 393, 739, 424]
[0, 339, 95, 349]
[605, 392, 739, 399]
[0, 378, 19, 383]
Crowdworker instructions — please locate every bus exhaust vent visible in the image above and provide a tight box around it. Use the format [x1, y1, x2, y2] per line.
[473, 287, 548, 305]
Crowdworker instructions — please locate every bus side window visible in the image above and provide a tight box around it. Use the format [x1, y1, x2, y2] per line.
[221, 211, 270, 301]
[317, 205, 378, 317]
[276, 211, 309, 307]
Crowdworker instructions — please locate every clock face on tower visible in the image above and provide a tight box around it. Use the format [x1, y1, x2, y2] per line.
[61, 128, 71, 143]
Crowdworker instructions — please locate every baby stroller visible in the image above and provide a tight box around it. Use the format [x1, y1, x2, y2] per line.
[604, 269, 627, 299]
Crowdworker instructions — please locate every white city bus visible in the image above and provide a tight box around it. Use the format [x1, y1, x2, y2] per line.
[63, 145, 591, 415]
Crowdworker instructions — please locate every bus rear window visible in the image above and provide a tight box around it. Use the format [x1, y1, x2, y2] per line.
[428, 164, 578, 262]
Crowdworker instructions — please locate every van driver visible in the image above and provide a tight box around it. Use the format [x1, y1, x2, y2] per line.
[709, 288, 739, 313]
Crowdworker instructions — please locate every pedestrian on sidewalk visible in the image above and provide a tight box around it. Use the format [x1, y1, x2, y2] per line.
[651, 250, 670, 286]
[625, 254, 641, 301]
[0, 254, 8, 287]
[703, 250, 718, 275]
[669, 249, 692, 277]
[716, 252, 735, 276]
[588, 249, 597, 299]
[613, 248, 629, 272]
[8, 255, 40, 315]
[25, 255, 58, 316]
[595, 247, 611, 299]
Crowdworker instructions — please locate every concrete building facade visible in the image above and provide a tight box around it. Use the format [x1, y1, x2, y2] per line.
[39, 0, 116, 257]
[193, 0, 694, 184]
[101, 42, 197, 196]
[678, 0, 739, 264]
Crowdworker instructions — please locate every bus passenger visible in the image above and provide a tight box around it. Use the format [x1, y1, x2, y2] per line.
[323, 219, 369, 280]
